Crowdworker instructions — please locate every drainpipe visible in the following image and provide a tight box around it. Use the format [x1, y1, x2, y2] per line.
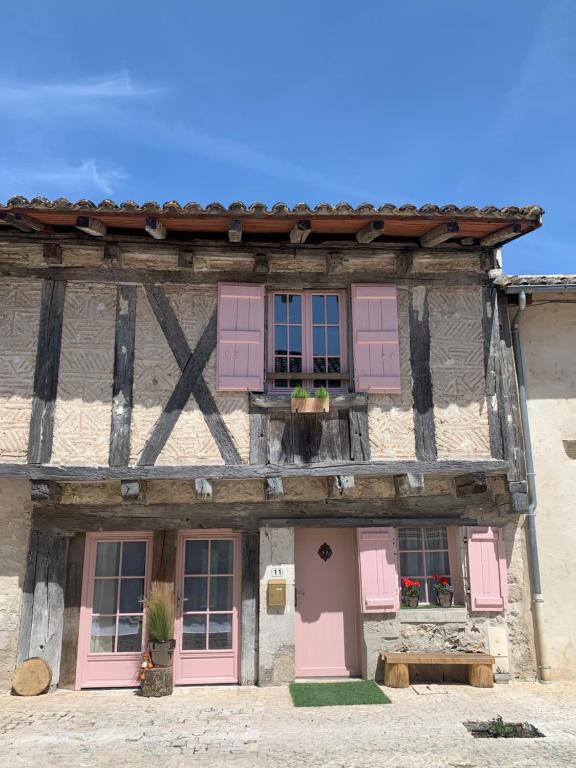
[510, 290, 552, 682]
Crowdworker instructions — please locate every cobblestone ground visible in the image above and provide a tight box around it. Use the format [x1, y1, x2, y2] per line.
[0, 682, 575, 767]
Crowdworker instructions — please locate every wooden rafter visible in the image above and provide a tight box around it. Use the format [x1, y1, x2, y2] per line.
[0, 211, 45, 232]
[479, 223, 522, 247]
[145, 217, 167, 240]
[228, 219, 242, 242]
[419, 221, 459, 248]
[355, 220, 384, 244]
[75, 216, 107, 237]
[289, 219, 311, 244]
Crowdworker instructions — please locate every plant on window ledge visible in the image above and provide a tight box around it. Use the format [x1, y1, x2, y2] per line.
[290, 385, 330, 414]
[401, 578, 421, 608]
[432, 575, 453, 608]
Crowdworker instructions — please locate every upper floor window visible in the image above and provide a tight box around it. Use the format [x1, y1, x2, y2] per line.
[268, 291, 347, 391]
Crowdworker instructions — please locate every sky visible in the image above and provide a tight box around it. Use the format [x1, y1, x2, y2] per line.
[0, 0, 574, 275]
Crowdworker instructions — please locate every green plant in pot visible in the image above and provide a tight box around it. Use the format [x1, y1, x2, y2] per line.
[146, 587, 175, 667]
[432, 574, 453, 608]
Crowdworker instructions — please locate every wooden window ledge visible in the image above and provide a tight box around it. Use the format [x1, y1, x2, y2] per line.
[398, 606, 468, 624]
[250, 393, 367, 410]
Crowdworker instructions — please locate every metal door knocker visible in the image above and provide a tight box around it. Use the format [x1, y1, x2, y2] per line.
[318, 542, 333, 562]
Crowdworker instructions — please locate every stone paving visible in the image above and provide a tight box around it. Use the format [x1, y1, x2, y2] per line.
[0, 682, 575, 767]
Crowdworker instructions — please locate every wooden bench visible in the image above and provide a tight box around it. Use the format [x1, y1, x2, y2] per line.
[380, 652, 495, 689]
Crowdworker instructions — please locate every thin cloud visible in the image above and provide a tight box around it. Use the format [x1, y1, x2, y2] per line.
[0, 160, 127, 196]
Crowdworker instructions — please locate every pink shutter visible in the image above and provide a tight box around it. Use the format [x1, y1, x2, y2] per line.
[357, 527, 399, 613]
[217, 283, 265, 391]
[351, 284, 400, 393]
[467, 527, 508, 612]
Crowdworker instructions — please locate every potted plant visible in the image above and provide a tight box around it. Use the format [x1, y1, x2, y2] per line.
[290, 385, 330, 414]
[401, 577, 421, 608]
[432, 575, 453, 608]
[146, 587, 175, 667]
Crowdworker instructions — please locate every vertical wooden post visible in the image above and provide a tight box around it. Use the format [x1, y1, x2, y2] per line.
[109, 284, 137, 467]
[59, 533, 86, 690]
[151, 530, 177, 614]
[409, 286, 437, 461]
[240, 531, 259, 686]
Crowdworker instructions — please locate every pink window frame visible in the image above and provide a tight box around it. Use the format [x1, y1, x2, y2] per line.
[397, 525, 463, 605]
[267, 289, 348, 393]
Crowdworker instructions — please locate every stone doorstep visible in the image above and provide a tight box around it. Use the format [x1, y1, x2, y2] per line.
[398, 607, 469, 624]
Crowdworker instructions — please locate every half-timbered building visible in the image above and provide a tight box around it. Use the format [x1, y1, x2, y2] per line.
[0, 198, 543, 690]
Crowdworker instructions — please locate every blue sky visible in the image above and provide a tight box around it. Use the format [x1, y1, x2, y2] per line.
[0, 1, 574, 275]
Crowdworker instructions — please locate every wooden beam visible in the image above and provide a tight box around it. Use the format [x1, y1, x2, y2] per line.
[0, 211, 45, 232]
[120, 479, 141, 500]
[329, 475, 355, 497]
[58, 533, 85, 689]
[228, 219, 242, 242]
[30, 481, 55, 502]
[109, 285, 137, 467]
[406, 472, 424, 490]
[145, 217, 167, 240]
[479, 223, 522, 248]
[265, 477, 284, 499]
[419, 221, 459, 248]
[482, 286, 505, 460]
[104, 243, 121, 265]
[250, 393, 367, 410]
[261, 516, 480, 528]
[240, 532, 259, 685]
[0, 458, 510, 482]
[289, 220, 311, 244]
[43, 243, 62, 265]
[75, 216, 107, 237]
[249, 403, 268, 464]
[409, 286, 437, 461]
[455, 473, 488, 497]
[28, 280, 67, 465]
[355, 220, 384, 244]
[349, 405, 371, 461]
[195, 478, 213, 499]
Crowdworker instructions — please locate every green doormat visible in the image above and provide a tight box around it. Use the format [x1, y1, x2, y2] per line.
[289, 681, 391, 707]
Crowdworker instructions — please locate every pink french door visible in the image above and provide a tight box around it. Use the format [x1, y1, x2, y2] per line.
[173, 531, 240, 685]
[295, 528, 361, 677]
[76, 532, 153, 689]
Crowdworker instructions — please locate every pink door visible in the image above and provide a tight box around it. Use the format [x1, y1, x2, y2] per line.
[173, 531, 240, 685]
[76, 532, 153, 689]
[295, 528, 361, 677]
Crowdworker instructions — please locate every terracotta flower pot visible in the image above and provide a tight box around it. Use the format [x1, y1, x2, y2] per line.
[405, 595, 419, 608]
[149, 639, 175, 667]
[291, 397, 329, 414]
[436, 591, 453, 608]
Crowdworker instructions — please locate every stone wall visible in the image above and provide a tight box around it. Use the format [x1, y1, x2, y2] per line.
[0, 480, 33, 692]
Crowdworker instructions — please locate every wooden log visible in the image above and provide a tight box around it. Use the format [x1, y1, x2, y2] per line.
[240, 532, 259, 685]
[265, 477, 284, 499]
[289, 220, 311, 244]
[28, 280, 66, 464]
[59, 533, 85, 689]
[75, 216, 107, 237]
[141, 666, 173, 697]
[384, 662, 409, 688]
[409, 286, 437, 461]
[468, 663, 493, 688]
[145, 217, 167, 240]
[480, 223, 522, 248]
[43, 243, 62, 264]
[0, 211, 45, 232]
[12, 658, 52, 696]
[419, 221, 459, 248]
[228, 219, 242, 242]
[355, 220, 384, 244]
[194, 478, 213, 499]
[109, 285, 137, 467]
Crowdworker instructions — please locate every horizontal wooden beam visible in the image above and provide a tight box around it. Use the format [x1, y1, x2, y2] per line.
[1, 459, 508, 482]
[289, 220, 311, 244]
[75, 216, 107, 237]
[228, 219, 242, 243]
[250, 393, 367, 410]
[355, 220, 384, 244]
[0, 212, 45, 232]
[419, 221, 459, 248]
[260, 516, 479, 528]
[479, 223, 522, 247]
[145, 217, 167, 240]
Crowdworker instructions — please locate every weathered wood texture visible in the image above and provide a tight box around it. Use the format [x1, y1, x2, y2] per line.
[140, 287, 241, 466]
[151, 530, 177, 610]
[59, 533, 85, 689]
[483, 287, 505, 460]
[268, 409, 353, 464]
[109, 285, 137, 466]
[349, 406, 371, 461]
[240, 532, 259, 686]
[27, 280, 66, 464]
[11, 658, 52, 696]
[249, 404, 268, 464]
[409, 286, 437, 461]
[250, 393, 367, 410]
[141, 666, 173, 697]
[17, 532, 68, 687]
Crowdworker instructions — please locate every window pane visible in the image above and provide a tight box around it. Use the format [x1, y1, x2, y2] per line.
[275, 356, 287, 373]
[120, 578, 144, 613]
[90, 616, 115, 653]
[312, 295, 325, 324]
[326, 295, 340, 324]
[327, 326, 340, 356]
[400, 551, 423, 577]
[210, 540, 234, 574]
[425, 527, 448, 550]
[289, 326, 302, 354]
[182, 615, 206, 650]
[288, 294, 301, 323]
[274, 294, 287, 323]
[209, 576, 233, 611]
[93, 579, 117, 615]
[208, 615, 233, 650]
[95, 542, 120, 577]
[327, 357, 341, 373]
[426, 550, 450, 575]
[276, 379, 288, 388]
[184, 576, 208, 611]
[313, 357, 326, 373]
[185, 540, 209, 575]
[398, 528, 422, 551]
[117, 616, 142, 652]
[121, 541, 146, 577]
[274, 325, 287, 355]
[289, 357, 302, 373]
[313, 326, 325, 355]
